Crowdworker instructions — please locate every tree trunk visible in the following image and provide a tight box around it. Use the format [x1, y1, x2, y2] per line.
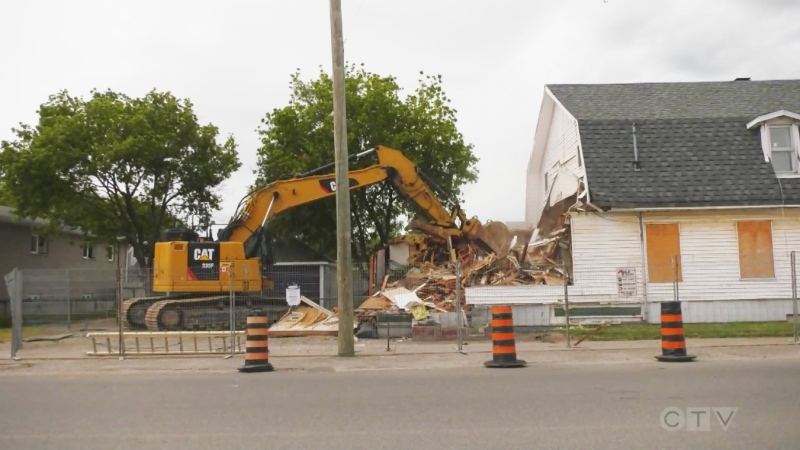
[382, 191, 395, 247]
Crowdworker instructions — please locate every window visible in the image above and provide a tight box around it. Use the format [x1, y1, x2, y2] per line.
[645, 223, 682, 283]
[736, 221, 775, 279]
[768, 125, 797, 173]
[82, 243, 95, 260]
[106, 244, 116, 262]
[30, 234, 47, 255]
[748, 111, 800, 175]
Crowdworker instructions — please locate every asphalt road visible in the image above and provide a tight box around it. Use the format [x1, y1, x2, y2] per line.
[0, 359, 798, 449]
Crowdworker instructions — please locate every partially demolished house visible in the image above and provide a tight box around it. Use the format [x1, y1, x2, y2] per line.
[353, 216, 575, 337]
[466, 78, 800, 325]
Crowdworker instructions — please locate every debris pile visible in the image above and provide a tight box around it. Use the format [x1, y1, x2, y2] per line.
[357, 172, 596, 329]
[356, 220, 572, 322]
[268, 296, 358, 337]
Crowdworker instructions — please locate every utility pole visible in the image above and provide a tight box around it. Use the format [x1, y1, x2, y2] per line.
[329, 0, 354, 356]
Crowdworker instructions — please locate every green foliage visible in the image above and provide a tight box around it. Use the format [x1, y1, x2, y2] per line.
[0, 179, 10, 206]
[255, 64, 478, 261]
[0, 89, 241, 266]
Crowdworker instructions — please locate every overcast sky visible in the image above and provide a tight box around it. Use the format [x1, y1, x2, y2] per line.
[3, 0, 800, 229]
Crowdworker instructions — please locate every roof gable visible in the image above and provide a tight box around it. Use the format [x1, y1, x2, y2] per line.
[746, 110, 800, 129]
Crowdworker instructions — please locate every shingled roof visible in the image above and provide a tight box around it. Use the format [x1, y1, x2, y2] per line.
[547, 79, 800, 209]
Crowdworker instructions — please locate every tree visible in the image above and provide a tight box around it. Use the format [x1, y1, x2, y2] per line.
[0, 89, 241, 267]
[0, 179, 9, 206]
[255, 64, 479, 262]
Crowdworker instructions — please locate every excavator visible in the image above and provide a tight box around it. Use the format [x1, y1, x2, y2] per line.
[120, 145, 512, 331]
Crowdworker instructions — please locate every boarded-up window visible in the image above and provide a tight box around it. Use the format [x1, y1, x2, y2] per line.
[737, 221, 775, 279]
[646, 223, 682, 283]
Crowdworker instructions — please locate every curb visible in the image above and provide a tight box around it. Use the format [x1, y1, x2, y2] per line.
[2, 341, 797, 362]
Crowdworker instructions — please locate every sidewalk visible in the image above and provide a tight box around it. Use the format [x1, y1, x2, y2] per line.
[1, 335, 798, 376]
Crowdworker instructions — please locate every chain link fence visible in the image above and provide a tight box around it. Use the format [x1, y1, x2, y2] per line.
[4, 251, 800, 358]
[1, 268, 119, 335]
[465, 252, 800, 346]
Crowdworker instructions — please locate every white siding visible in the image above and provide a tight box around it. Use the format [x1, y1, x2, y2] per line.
[537, 104, 583, 214]
[525, 94, 585, 228]
[467, 284, 564, 305]
[466, 208, 800, 324]
[512, 305, 552, 326]
[643, 210, 800, 304]
[569, 213, 643, 301]
[641, 210, 800, 322]
[525, 98, 553, 228]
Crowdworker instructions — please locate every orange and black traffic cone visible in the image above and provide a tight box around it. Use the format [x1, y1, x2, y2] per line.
[484, 305, 527, 368]
[238, 308, 274, 373]
[655, 301, 696, 362]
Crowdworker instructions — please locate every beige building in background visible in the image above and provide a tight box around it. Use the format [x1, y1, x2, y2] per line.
[1, 205, 117, 318]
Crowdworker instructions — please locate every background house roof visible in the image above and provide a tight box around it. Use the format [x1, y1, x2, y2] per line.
[546, 79, 800, 209]
[0, 205, 83, 234]
[0, 204, 96, 238]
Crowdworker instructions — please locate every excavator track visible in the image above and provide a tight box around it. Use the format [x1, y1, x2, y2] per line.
[144, 296, 253, 331]
[121, 296, 171, 330]
[120, 294, 193, 330]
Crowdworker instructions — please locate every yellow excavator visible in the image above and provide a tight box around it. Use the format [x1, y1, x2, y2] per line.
[121, 145, 511, 331]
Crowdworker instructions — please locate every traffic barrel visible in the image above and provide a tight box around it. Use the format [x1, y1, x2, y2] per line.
[238, 308, 274, 373]
[484, 305, 527, 368]
[655, 301, 696, 362]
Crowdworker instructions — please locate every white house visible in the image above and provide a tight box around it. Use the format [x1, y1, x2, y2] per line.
[466, 78, 800, 325]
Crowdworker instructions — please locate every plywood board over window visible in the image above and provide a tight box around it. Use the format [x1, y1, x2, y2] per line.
[646, 223, 682, 283]
[737, 221, 775, 279]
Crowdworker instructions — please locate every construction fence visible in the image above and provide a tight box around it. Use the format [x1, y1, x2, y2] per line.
[3, 252, 800, 358]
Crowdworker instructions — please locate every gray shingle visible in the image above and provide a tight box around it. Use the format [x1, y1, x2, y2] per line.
[578, 118, 800, 208]
[546, 79, 800, 208]
[548, 79, 800, 120]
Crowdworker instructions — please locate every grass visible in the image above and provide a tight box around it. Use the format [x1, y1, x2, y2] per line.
[551, 321, 799, 341]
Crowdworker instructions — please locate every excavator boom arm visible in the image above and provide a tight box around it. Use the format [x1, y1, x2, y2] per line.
[220, 165, 392, 246]
[374, 146, 457, 227]
[218, 145, 511, 257]
[375, 145, 510, 255]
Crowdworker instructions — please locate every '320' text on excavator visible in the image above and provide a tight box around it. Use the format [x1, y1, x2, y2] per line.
[120, 145, 512, 331]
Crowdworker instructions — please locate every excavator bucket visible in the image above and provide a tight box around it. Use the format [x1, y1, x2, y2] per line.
[465, 220, 513, 257]
[405, 218, 515, 257]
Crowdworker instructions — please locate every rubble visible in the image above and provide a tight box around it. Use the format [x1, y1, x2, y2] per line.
[358, 203, 587, 322]
[268, 295, 358, 337]
[356, 173, 596, 331]
[356, 221, 571, 322]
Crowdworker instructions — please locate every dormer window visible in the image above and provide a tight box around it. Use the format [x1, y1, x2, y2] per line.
[747, 110, 800, 177]
[768, 125, 797, 173]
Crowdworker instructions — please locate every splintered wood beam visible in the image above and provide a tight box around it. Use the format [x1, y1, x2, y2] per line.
[381, 274, 390, 292]
[572, 323, 609, 347]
